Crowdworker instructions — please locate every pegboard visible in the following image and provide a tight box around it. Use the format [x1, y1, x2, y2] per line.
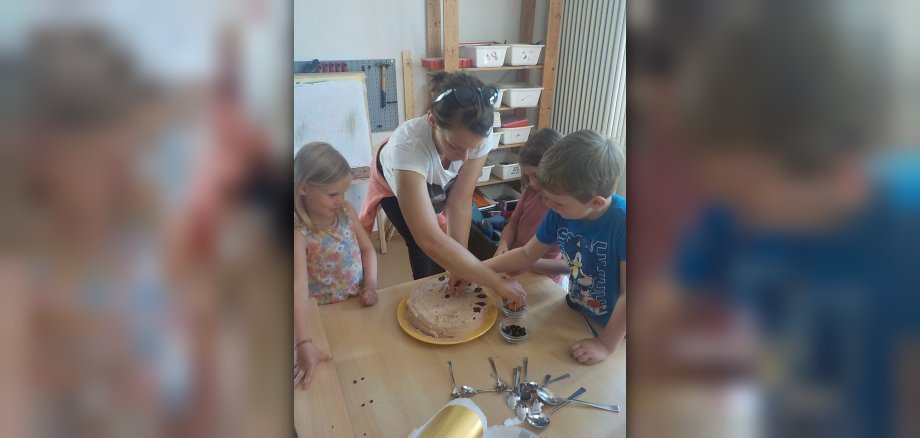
[295, 58, 399, 132]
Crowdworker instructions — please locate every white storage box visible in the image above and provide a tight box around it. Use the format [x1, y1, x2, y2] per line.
[493, 112, 501, 128]
[499, 125, 533, 144]
[479, 184, 521, 204]
[492, 88, 505, 109]
[460, 44, 510, 68]
[504, 44, 544, 66]
[501, 83, 544, 108]
[487, 130, 503, 150]
[478, 164, 495, 183]
[488, 149, 521, 180]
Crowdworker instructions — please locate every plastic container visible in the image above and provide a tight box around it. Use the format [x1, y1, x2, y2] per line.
[488, 149, 521, 180]
[487, 131, 504, 150]
[500, 125, 533, 144]
[460, 44, 510, 68]
[501, 83, 544, 108]
[479, 184, 521, 205]
[478, 164, 495, 183]
[504, 44, 544, 66]
[499, 115, 529, 129]
[421, 57, 444, 70]
[492, 88, 505, 109]
[421, 57, 473, 69]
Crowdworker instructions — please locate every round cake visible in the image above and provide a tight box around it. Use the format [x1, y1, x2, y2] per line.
[406, 275, 491, 338]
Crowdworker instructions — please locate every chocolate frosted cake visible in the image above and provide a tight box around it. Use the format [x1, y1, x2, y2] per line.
[406, 276, 490, 338]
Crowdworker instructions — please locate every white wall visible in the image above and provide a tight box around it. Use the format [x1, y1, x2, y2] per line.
[295, 0, 550, 144]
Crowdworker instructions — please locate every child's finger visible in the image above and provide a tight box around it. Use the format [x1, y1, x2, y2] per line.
[303, 368, 316, 389]
[294, 368, 305, 387]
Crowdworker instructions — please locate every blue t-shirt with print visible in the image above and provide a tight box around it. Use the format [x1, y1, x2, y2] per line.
[536, 195, 626, 325]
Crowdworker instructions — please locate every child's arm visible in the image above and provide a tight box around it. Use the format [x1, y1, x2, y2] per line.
[294, 229, 331, 389]
[570, 261, 627, 365]
[494, 218, 518, 256]
[484, 235, 553, 274]
[529, 257, 570, 276]
[346, 202, 378, 306]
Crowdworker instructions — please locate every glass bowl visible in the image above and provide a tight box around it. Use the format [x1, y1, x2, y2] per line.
[501, 300, 529, 318]
[499, 317, 530, 344]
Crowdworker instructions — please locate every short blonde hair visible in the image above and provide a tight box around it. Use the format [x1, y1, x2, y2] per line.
[537, 130, 624, 203]
[294, 142, 351, 231]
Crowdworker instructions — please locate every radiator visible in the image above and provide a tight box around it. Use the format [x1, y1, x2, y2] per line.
[551, 0, 626, 145]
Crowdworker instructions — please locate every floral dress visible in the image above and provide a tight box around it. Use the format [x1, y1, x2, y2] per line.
[301, 214, 365, 304]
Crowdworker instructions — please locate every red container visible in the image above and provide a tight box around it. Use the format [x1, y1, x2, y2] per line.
[421, 57, 444, 70]
[422, 57, 474, 69]
[501, 117, 530, 129]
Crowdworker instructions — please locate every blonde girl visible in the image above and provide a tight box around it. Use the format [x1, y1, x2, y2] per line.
[293, 142, 377, 389]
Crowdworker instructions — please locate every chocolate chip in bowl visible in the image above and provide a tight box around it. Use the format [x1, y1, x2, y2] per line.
[499, 317, 530, 344]
[501, 298, 529, 317]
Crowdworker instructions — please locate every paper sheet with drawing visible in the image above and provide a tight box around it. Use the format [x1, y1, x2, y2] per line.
[293, 74, 372, 169]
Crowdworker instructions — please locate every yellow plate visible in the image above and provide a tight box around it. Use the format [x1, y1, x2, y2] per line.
[397, 294, 498, 345]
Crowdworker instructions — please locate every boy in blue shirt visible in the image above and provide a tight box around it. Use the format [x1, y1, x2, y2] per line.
[483, 130, 626, 365]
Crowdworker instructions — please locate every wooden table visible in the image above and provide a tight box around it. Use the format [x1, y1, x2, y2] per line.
[295, 272, 626, 437]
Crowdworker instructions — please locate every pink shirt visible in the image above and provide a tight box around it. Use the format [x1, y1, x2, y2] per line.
[510, 187, 563, 283]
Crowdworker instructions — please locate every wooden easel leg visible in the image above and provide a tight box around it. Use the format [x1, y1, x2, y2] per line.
[377, 210, 388, 254]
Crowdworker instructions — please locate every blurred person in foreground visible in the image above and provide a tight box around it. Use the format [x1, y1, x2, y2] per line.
[15, 26, 289, 437]
[19, 28, 176, 436]
[630, 6, 920, 438]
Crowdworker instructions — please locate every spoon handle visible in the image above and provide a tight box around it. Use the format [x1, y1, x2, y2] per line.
[488, 357, 504, 385]
[567, 399, 620, 413]
[522, 357, 528, 383]
[545, 373, 571, 385]
[548, 387, 587, 416]
[447, 361, 457, 392]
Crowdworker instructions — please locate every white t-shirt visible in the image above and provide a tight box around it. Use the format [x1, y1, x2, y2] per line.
[380, 116, 494, 197]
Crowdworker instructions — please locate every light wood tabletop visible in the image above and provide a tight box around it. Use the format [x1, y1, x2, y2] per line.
[295, 272, 626, 437]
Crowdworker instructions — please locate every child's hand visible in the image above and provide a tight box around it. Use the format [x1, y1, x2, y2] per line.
[294, 341, 331, 390]
[570, 338, 612, 365]
[494, 242, 509, 257]
[494, 276, 526, 308]
[448, 273, 470, 295]
[359, 288, 378, 306]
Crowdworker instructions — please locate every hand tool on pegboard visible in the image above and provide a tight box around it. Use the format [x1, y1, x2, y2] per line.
[379, 64, 387, 108]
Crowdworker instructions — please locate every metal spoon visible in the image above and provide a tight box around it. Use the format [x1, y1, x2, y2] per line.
[512, 367, 530, 421]
[544, 373, 571, 386]
[457, 385, 504, 397]
[526, 387, 587, 428]
[523, 372, 568, 400]
[520, 358, 542, 401]
[447, 361, 461, 398]
[506, 367, 521, 410]
[536, 386, 620, 412]
[488, 356, 510, 391]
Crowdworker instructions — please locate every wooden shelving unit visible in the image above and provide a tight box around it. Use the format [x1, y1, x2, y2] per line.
[460, 65, 544, 72]
[426, 0, 562, 204]
[426, 0, 564, 130]
[477, 175, 521, 187]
